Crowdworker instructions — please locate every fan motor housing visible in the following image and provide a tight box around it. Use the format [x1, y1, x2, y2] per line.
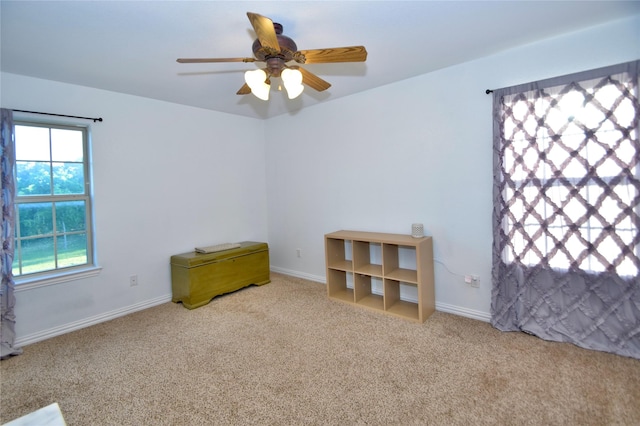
[252, 22, 297, 65]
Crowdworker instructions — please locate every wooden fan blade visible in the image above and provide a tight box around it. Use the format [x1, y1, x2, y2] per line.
[297, 67, 331, 92]
[177, 57, 256, 63]
[247, 12, 280, 51]
[237, 83, 251, 95]
[297, 46, 367, 64]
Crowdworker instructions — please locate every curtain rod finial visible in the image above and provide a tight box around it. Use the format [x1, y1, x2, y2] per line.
[486, 89, 493, 94]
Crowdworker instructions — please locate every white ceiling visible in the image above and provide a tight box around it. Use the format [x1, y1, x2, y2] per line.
[2, 1, 639, 120]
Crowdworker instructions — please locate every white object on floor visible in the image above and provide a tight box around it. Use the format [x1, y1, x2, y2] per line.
[3, 402, 66, 426]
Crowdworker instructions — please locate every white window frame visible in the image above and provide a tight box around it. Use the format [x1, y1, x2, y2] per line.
[12, 120, 100, 289]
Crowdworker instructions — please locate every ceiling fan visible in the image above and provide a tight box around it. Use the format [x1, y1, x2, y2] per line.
[176, 12, 367, 100]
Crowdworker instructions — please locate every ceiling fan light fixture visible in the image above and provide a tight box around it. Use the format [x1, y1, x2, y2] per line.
[245, 69, 270, 100]
[281, 68, 304, 99]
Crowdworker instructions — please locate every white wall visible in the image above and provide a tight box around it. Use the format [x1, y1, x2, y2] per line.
[2, 15, 638, 344]
[1, 74, 268, 344]
[265, 16, 640, 320]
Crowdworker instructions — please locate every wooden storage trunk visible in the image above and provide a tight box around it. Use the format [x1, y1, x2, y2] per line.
[170, 241, 270, 309]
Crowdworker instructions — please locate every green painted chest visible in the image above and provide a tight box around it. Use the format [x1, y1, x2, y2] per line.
[170, 241, 270, 309]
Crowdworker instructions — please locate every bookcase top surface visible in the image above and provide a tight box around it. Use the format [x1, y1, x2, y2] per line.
[325, 230, 431, 245]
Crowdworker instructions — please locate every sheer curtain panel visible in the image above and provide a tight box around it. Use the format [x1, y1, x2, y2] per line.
[491, 61, 640, 359]
[1, 108, 22, 359]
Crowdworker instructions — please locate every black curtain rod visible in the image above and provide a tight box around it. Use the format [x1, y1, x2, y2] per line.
[485, 89, 493, 94]
[12, 109, 103, 123]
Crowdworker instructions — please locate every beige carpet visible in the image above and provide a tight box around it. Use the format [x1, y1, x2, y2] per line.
[1, 273, 639, 425]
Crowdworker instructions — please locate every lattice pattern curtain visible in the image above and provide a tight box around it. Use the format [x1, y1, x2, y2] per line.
[1, 108, 22, 359]
[491, 60, 640, 359]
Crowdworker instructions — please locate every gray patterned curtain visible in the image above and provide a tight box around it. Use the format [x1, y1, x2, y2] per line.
[491, 61, 640, 359]
[1, 108, 22, 359]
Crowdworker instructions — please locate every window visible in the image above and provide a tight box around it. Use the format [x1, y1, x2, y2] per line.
[497, 67, 639, 277]
[12, 121, 94, 278]
[491, 61, 639, 358]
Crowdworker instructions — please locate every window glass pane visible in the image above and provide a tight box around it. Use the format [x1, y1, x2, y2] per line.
[55, 201, 86, 233]
[19, 202, 53, 237]
[522, 113, 537, 136]
[596, 157, 623, 177]
[545, 106, 566, 134]
[563, 156, 588, 179]
[12, 237, 20, 275]
[596, 120, 624, 146]
[582, 142, 606, 166]
[613, 183, 635, 206]
[594, 84, 620, 110]
[613, 139, 635, 163]
[580, 254, 605, 273]
[613, 97, 635, 128]
[547, 184, 569, 208]
[52, 162, 85, 195]
[548, 244, 570, 270]
[616, 257, 637, 277]
[511, 98, 528, 121]
[51, 128, 83, 162]
[582, 102, 606, 128]
[547, 141, 570, 166]
[500, 74, 639, 276]
[565, 233, 585, 263]
[20, 237, 55, 274]
[14, 125, 50, 161]
[57, 233, 88, 268]
[599, 194, 623, 223]
[13, 121, 94, 279]
[522, 148, 538, 174]
[16, 161, 52, 196]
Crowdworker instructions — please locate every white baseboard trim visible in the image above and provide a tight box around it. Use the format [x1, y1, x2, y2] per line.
[16, 271, 492, 347]
[271, 267, 491, 323]
[16, 294, 172, 347]
[435, 301, 491, 323]
[270, 266, 325, 284]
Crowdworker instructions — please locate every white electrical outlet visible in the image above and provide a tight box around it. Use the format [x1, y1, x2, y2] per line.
[129, 275, 138, 287]
[465, 274, 480, 288]
[470, 275, 480, 288]
[296, 248, 302, 258]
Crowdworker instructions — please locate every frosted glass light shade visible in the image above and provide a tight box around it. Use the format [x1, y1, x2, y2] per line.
[281, 68, 304, 99]
[245, 69, 270, 100]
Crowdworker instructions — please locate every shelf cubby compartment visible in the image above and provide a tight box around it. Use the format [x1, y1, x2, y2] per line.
[354, 274, 384, 311]
[384, 279, 419, 321]
[326, 269, 354, 303]
[353, 240, 383, 277]
[325, 237, 353, 271]
[383, 244, 418, 283]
